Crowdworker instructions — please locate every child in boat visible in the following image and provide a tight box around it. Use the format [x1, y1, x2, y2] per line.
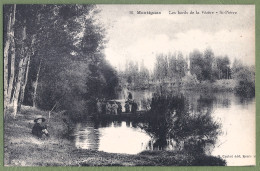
[32, 117, 49, 138]
[111, 101, 118, 115]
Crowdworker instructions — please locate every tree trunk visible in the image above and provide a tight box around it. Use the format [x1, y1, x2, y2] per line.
[33, 60, 42, 108]
[4, 5, 16, 117]
[12, 58, 26, 118]
[18, 55, 30, 112]
[18, 34, 36, 111]
[7, 28, 16, 104]
[227, 68, 229, 79]
[4, 15, 12, 113]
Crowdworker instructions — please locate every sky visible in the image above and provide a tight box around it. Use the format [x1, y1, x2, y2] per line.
[96, 5, 255, 71]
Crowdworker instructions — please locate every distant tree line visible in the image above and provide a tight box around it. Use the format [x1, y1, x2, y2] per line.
[4, 4, 118, 118]
[119, 49, 255, 96]
[153, 49, 233, 83]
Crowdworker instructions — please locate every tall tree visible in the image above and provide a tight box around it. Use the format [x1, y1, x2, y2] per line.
[168, 53, 177, 80]
[203, 48, 214, 81]
[3, 5, 16, 115]
[189, 50, 204, 81]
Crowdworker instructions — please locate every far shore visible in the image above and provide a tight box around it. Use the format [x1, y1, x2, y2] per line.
[118, 79, 237, 92]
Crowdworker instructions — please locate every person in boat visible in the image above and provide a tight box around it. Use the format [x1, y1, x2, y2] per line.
[106, 102, 111, 114]
[131, 100, 138, 114]
[125, 101, 130, 113]
[128, 92, 133, 100]
[111, 101, 118, 115]
[96, 100, 102, 114]
[32, 117, 49, 138]
[117, 102, 122, 114]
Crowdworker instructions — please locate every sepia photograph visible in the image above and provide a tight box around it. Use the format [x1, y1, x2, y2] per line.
[3, 4, 255, 166]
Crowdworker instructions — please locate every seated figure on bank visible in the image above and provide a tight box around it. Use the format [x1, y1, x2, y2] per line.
[32, 117, 49, 138]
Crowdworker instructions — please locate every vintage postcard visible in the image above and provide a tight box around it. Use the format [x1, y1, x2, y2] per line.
[3, 4, 255, 166]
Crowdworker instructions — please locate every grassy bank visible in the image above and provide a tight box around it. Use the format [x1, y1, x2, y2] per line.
[4, 106, 226, 166]
[191, 79, 236, 92]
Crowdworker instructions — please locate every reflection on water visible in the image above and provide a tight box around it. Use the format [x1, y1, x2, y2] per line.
[211, 97, 255, 166]
[74, 120, 151, 154]
[72, 90, 255, 166]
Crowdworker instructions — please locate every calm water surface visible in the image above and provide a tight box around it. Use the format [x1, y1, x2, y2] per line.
[71, 90, 255, 166]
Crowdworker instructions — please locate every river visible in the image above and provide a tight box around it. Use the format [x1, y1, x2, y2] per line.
[71, 89, 255, 166]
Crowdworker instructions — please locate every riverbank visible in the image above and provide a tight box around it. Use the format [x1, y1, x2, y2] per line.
[4, 106, 226, 166]
[187, 79, 236, 92]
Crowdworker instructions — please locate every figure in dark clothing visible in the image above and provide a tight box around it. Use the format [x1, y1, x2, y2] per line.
[32, 118, 49, 138]
[125, 102, 130, 113]
[117, 102, 122, 114]
[131, 101, 138, 114]
[128, 92, 133, 100]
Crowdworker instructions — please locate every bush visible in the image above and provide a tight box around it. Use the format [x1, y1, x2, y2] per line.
[233, 66, 255, 97]
[182, 74, 199, 88]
